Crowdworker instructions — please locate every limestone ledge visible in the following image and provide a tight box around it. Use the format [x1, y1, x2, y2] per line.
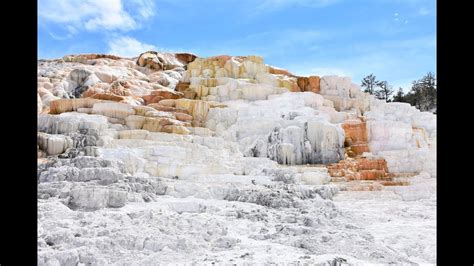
[46, 97, 228, 136]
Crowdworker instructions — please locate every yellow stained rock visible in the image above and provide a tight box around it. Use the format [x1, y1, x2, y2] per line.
[133, 106, 157, 116]
[118, 129, 149, 139]
[162, 125, 190, 135]
[158, 99, 176, 107]
[125, 115, 146, 129]
[147, 103, 176, 112]
[175, 99, 210, 124]
[174, 112, 193, 121]
[89, 93, 126, 102]
[50, 98, 102, 114]
[142, 117, 181, 132]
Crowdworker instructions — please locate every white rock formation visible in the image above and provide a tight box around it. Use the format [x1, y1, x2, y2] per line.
[37, 133, 73, 156]
[364, 100, 436, 176]
[37, 53, 436, 265]
[204, 92, 347, 165]
[190, 77, 289, 102]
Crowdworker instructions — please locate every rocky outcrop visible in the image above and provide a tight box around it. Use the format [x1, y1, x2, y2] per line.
[148, 88, 184, 100]
[68, 186, 127, 210]
[268, 66, 295, 77]
[297, 76, 320, 93]
[188, 77, 289, 102]
[175, 99, 211, 127]
[47, 96, 211, 135]
[184, 55, 269, 81]
[174, 53, 198, 65]
[341, 119, 369, 157]
[318, 75, 371, 114]
[176, 81, 190, 90]
[38, 112, 108, 134]
[63, 54, 122, 62]
[141, 117, 189, 134]
[185, 55, 269, 80]
[89, 93, 126, 102]
[182, 55, 296, 97]
[49, 98, 102, 114]
[141, 87, 185, 105]
[147, 103, 177, 112]
[136, 51, 184, 71]
[38, 133, 73, 156]
[328, 157, 390, 181]
[256, 73, 300, 92]
[67, 69, 101, 98]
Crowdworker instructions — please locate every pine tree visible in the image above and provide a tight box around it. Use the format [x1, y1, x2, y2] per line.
[375, 81, 394, 102]
[392, 87, 405, 102]
[407, 73, 436, 111]
[361, 74, 378, 94]
[360, 72, 436, 112]
[419, 72, 436, 111]
[409, 80, 423, 109]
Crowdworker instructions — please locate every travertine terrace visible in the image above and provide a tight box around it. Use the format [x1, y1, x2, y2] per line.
[37, 52, 436, 264]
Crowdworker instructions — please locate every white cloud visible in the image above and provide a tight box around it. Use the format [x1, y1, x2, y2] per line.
[107, 36, 156, 57]
[48, 32, 72, 40]
[129, 0, 156, 18]
[38, 0, 155, 33]
[83, 0, 136, 31]
[66, 25, 79, 35]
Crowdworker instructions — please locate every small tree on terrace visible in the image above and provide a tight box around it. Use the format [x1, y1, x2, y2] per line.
[361, 74, 378, 94]
[375, 81, 394, 102]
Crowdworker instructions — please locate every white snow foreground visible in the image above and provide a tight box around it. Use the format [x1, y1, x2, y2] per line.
[37, 54, 436, 265]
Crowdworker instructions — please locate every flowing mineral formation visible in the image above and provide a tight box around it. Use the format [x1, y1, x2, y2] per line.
[37, 52, 436, 265]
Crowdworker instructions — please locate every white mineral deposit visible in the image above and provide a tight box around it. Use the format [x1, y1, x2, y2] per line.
[37, 52, 436, 265]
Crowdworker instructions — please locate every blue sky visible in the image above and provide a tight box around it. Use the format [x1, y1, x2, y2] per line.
[38, 0, 436, 91]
